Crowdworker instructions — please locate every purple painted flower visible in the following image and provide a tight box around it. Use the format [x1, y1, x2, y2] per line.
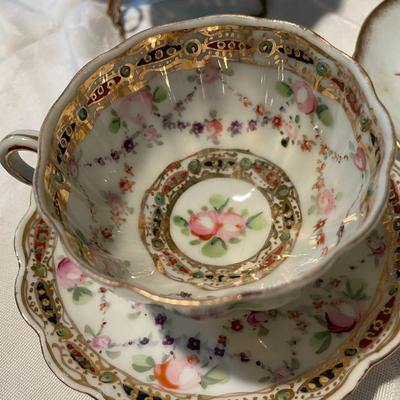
[187, 337, 200, 351]
[175, 100, 185, 114]
[123, 137, 135, 152]
[248, 119, 257, 131]
[96, 157, 105, 166]
[229, 120, 242, 135]
[261, 115, 270, 126]
[162, 335, 175, 345]
[240, 352, 250, 362]
[140, 337, 150, 345]
[191, 122, 204, 135]
[337, 223, 345, 240]
[155, 313, 167, 326]
[214, 347, 225, 357]
[177, 121, 187, 130]
[110, 150, 121, 161]
[162, 113, 174, 129]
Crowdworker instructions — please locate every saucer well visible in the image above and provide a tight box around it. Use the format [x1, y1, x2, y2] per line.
[14, 163, 400, 399]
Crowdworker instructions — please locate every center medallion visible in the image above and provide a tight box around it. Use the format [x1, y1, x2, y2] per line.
[140, 149, 302, 289]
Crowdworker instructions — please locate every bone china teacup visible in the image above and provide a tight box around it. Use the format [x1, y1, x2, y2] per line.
[0, 15, 395, 318]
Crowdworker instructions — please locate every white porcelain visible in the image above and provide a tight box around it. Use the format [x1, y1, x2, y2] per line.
[354, 0, 400, 140]
[0, 15, 395, 317]
[13, 162, 400, 399]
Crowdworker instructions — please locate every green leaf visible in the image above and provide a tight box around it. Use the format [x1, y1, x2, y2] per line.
[72, 286, 93, 304]
[201, 237, 228, 258]
[190, 240, 201, 245]
[148, 375, 156, 381]
[181, 227, 190, 236]
[246, 212, 267, 230]
[295, 114, 300, 123]
[308, 205, 316, 215]
[311, 331, 332, 354]
[210, 110, 218, 119]
[240, 209, 249, 217]
[153, 86, 167, 103]
[201, 206, 208, 211]
[128, 311, 141, 320]
[132, 354, 155, 373]
[258, 326, 269, 337]
[201, 364, 229, 388]
[290, 358, 300, 370]
[317, 104, 333, 126]
[173, 215, 188, 227]
[106, 350, 121, 359]
[229, 238, 241, 244]
[188, 74, 198, 82]
[111, 109, 118, 116]
[84, 324, 95, 337]
[275, 81, 293, 97]
[109, 117, 121, 133]
[209, 194, 229, 211]
[122, 120, 128, 129]
[161, 353, 170, 363]
[348, 140, 355, 152]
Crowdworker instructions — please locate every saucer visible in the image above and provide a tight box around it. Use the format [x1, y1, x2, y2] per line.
[14, 164, 400, 399]
[354, 0, 400, 138]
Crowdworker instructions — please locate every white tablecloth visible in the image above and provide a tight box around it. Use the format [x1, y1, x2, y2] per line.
[0, 1, 399, 399]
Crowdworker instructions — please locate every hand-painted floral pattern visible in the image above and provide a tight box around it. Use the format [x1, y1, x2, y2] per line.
[173, 194, 267, 258]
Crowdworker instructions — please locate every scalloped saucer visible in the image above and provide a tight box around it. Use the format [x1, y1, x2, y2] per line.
[14, 164, 400, 400]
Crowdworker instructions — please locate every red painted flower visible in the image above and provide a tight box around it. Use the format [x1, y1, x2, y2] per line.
[247, 311, 268, 327]
[206, 119, 223, 138]
[301, 138, 312, 151]
[101, 228, 113, 239]
[367, 237, 386, 255]
[255, 104, 265, 115]
[57, 258, 85, 289]
[272, 115, 282, 128]
[325, 299, 362, 333]
[231, 319, 243, 331]
[119, 178, 134, 192]
[314, 219, 327, 230]
[316, 231, 326, 245]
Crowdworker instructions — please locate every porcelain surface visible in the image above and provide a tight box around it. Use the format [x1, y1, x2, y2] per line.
[354, 0, 400, 139]
[0, 15, 393, 315]
[14, 163, 400, 399]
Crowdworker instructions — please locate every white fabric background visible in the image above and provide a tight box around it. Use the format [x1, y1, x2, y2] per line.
[0, 0, 399, 399]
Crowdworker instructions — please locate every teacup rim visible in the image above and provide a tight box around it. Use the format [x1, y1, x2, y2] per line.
[34, 14, 396, 308]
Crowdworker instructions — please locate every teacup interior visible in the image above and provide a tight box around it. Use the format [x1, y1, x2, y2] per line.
[41, 25, 384, 301]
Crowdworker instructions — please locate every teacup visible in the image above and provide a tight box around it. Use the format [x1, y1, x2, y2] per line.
[0, 15, 394, 318]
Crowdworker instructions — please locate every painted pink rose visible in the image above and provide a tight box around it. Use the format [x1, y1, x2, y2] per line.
[68, 158, 79, 178]
[201, 59, 220, 84]
[154, 356, 202, 390]
[189, 210, 219, 241]
[293, 80, 317, 115]
[283, 121, 300, 141]
[217, 211, 246, 242]
[247, 311, 268, 327]
[118, 89, 153, 125]
[367, 237, 386, 256]
[105, 193, 124, 217]
[206, 119, 223, 138]
[316, 188, 336, 214]
[143, 126, 158, 141]
[91, 335, 111, 350]
[57, 258, 85, 289]
[189, 210, 246, 241]
[353, 147, 367, 171]
[325, 299, 362, 333]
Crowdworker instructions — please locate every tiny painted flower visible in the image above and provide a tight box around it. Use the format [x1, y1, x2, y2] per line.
[248, 119, 257, 131]
[110, 150, 121, 161]
[217, 335, 227, 346]
[155, 313, 167, 326]
[293, 80, 317, 115]
[272, 115, 282, 128]
[101, 228, 113, 239]
[119, 178, 134, 192]
[123, 137, 135, 152]
[143, 126, 158, 141]
[140, 337, 150, 345]
[91, 335, 111, 350]
[177, 121, 187, 130]
[187, 337, 200, 351]
[240, 352, 250, 362]
[191, 122, 204, 135]
[229, 120, 242, 135]
[201, 59, 220, 84]
[316, 231, 325, 246]
[255, 104, 265, 115]
[314, 219, 327, 231]
[214, 347, 225, 357]
[231, 320, 243, 331]
[162, 335, 175, 345]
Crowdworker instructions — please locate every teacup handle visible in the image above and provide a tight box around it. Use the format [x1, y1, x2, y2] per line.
[0, 130, 39, 185]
